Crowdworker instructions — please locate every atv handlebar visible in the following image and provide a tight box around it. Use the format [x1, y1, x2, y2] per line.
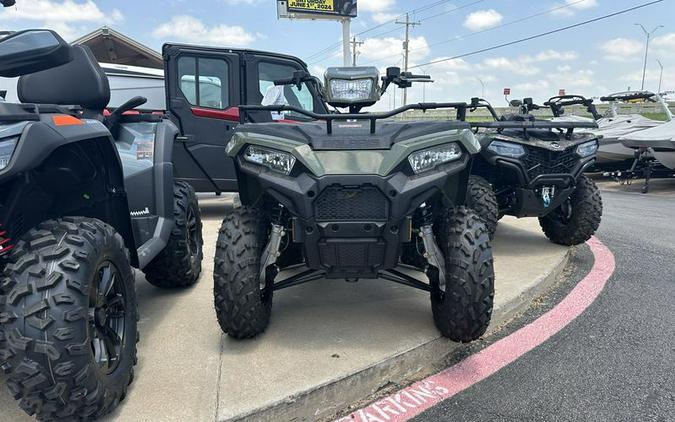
[239, 102, 469, 134]
[469, 98, 500, 121]
[545, 95, 601, 120]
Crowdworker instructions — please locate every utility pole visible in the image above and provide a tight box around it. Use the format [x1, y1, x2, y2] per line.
[350, 37, 363, 66]
[635, 23, 663, 91]
[396, 13, 421, 106]
[656, 59, 664, 94]
[341, 19, 351, 67]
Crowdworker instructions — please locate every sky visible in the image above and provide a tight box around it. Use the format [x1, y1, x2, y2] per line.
[1, 0, 674, 108]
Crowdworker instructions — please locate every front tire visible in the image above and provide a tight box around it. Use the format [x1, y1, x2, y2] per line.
[539, 175, 603, 246]
[465, 175, 499, 239]
[0, 217, 138, 421]
[429, 206, 495, 343]
[143, 181, 204, 288]
[213, 205, 273, 339]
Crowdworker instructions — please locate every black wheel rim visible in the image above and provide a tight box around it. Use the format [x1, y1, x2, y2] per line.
[89, 261, 126, 375]
[186, 206, 200, 262]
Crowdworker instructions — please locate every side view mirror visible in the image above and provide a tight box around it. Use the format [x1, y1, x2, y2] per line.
[0, 29, 73, 78]
[1, 0, 16, 6]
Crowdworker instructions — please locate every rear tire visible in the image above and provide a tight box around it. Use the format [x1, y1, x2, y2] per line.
[429, 206, 495, 343]
[465, 176, 499, 239]
[0, 217, 138, 421]
[143, 181, 203, 288]
[213, 205, 273, 339]
[539, 175, 602, 246]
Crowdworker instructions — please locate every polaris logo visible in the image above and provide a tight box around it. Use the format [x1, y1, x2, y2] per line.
[130, 207, 150, 217]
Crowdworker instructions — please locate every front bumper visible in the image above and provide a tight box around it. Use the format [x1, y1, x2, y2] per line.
[479, 149, 596, 218]
[237, 155, 471, 278]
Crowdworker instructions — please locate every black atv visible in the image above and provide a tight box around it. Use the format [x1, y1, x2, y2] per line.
[0, 30, 203, 420]
[465, 97, 603, 245]
[214, 66, 494, 343]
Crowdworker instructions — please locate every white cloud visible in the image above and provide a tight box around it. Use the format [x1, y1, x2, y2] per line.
[483, 57, 541, 76]
[514, 80, 551, 92]
[599, 38, 643, 62]
[359, 35, 429, 63]
[152, 15, 256, 47]
[0, 0, 124, 40]
[359, 0, 396, 13]
[551, 0, 598, 17]
[533, 49, 578, 61]
[548, 66, 595, 87]
[463, 9, 503, 31]
[653, 32, 675, 51]
[372, 12, 399, 24]
[0, 0, 123, 23]
[479, 50, 577, 76]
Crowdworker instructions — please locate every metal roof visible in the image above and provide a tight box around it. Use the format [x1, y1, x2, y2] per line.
[73, 26, 163, 69]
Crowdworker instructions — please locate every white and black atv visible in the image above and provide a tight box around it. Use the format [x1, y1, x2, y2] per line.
[0, 30, 203, 420]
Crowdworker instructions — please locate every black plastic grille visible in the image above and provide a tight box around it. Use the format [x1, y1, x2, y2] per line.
[314, 186, 388, 221]
[522, 147, 579, 179]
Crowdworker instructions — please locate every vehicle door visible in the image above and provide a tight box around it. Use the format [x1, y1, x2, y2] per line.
[163, 44, 241, 193]
[243, 53, 327, 122]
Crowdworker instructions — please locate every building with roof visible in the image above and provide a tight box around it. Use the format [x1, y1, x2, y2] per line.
[73, 26, 163, 69]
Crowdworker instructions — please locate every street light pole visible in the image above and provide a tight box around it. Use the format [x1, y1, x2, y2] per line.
[477, 77, 486, 99]
[656, 59, 664, 94]
[635, 23, 663, 91]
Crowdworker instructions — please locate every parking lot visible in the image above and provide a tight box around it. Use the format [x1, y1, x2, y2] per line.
[1, 194, 570, 422]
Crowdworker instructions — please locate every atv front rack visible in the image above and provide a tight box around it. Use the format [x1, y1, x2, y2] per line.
[470, 120, 599, 140]
[239, 102, 469, 134]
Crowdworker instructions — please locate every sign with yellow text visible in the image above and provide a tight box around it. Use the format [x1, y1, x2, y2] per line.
[285, 0, 357, 18]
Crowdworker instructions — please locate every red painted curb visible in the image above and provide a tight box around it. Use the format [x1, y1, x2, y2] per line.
[335, 236, 615, 422]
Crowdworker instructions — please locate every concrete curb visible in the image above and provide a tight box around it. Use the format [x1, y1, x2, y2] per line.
[226, 249, 572, 422]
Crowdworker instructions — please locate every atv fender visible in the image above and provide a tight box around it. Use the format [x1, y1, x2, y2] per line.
[0, 119, 139, 266]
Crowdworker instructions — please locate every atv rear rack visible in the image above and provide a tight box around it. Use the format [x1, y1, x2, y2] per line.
[239, 102, 469, 134]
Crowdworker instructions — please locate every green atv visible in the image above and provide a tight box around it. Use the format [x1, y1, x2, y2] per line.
[213, 66, 495, 343]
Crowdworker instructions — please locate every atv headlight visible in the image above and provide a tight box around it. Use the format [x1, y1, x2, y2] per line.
[329, 79, 374, 103]
[408, 143, 462, 174]
[243, 145, 296, 175]
[576, 140, 598, 158]
[0, 137, 18, 171]
[487, 140, 526, 158]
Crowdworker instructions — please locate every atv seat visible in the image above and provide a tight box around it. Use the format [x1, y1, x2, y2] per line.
[17, 45, 110, 120]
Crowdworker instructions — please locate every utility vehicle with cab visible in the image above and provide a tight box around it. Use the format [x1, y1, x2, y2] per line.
[0, 29, 203, 421]
[466, 97, 603, 245]
[213, 66, 494, 343]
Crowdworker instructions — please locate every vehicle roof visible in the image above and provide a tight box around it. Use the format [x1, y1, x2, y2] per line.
[162, 43, 310, 68]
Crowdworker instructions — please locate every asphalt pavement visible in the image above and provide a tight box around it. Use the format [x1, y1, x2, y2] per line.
[414, 188, 675, 421]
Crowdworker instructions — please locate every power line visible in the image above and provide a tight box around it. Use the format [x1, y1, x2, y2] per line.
[410, 0, 664, 69]
[304, 0, 482, 63]
[359, 0, 606, 67]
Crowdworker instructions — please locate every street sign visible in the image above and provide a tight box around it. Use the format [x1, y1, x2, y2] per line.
[503, 88, 511, 96]
[559, 89, 566, 96]
[278, 0, 357, 19]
